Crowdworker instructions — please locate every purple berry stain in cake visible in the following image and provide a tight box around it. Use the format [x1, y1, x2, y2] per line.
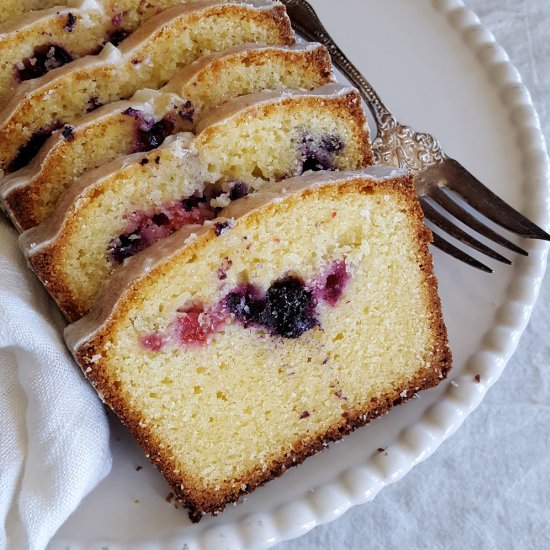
[298, 134, 344, 174]
[87, 96, 103, 113]
[139, 262, 350, 351]
[108, 197, 215, 264]
[217, 257, 233, 280]
[61, 125, 75, 141]
[225, 277, 318, 339]
[312, 260, 350, 306]
[7, 123, 62, 173]
[214, 221, 233, 236]
[64, 13, 77, 32]
[228, 181, 249, 201]
[15, 44, 74, 82]
[179, 100, 195, 123]
[225, 284, 265, 327]
[122, 108, 176, 152]
[107, 28, 131, 46]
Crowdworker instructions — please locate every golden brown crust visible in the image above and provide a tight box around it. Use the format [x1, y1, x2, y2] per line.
[179, 44, 333, 92]
[5, 44, 331, 231]
[71, 174, 451, 521]
[24, 243, 84, 321]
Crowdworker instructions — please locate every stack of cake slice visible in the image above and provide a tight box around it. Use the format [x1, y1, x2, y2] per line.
[0, 0, 451, 522]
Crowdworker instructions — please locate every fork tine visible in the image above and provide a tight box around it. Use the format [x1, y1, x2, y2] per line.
[441, 157, 550, 240]
[420, 198, 512, 265]
[430, 231, 493, 273]
[428, 186, 529, 256]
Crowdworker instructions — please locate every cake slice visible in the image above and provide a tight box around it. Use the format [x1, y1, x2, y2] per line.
[20, 133, 215, 321]
[162, 42, 334, 126]
[1, 89, 193, 231]
[192, 83, 374, 192]
[0, 0, 294, 173]
[1, 42, 333, 231]
[64, 168, 452, 521]
[20, 83, 372, 321]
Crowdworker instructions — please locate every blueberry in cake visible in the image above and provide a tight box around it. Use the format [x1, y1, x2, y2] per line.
[0, 0, 245, 104]
[64, 168, 452, 521]
[20, 82, 372, 321]
[0, 0, 295, 173]
[0, 0, 105, 105]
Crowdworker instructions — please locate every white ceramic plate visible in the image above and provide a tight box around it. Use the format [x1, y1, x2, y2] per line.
[49, 0, 550, 548]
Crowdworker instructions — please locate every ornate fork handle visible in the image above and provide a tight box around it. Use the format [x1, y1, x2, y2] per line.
[281, 0, 446, 173]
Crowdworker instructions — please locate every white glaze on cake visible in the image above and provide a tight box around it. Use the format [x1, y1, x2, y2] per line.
[19, 132, 196, 256]
[0, 0, 289, 127]
[64, 167, 407, 353]
[195, 83, 359, 134]
[0, 89, 186, 202]
[116, 0, 288, 58]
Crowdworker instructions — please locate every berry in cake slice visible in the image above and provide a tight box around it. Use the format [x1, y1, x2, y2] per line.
[64, 168, 451, 522]
[20, 83, 372, 322]
[0, 0, 252, 104]
[0, 0, 295, 173]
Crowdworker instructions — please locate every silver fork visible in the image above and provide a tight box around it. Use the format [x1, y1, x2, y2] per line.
[282, 0, 550, 273]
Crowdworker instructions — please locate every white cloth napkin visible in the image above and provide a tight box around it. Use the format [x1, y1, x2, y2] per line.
[0, 216, 111, 550]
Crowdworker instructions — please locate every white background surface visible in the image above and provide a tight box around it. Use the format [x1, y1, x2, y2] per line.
[275, 1, 550, 549]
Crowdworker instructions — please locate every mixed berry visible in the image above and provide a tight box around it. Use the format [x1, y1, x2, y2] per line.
[15, 44, 74, 82]
[7, 123, 62, 173]
[122, 108, 176, 153]
[108, 197, 215, 264]
[140, 261, 350, 351]
[298, 133, 344, 174]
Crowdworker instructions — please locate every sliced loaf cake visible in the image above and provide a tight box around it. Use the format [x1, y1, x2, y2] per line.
[20, 133, 215, 321]
[1, 42, 333, 230]
[1, 89, 192, 230]
[0, 0, 248, 104]
[162, 42, 334, 125]
[0, 0, 68, 24]
[20, 84, 372, 321]
[192, 83, 373, 193]
[0, 0, 295, 173]
[64, 168, 452, 521]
